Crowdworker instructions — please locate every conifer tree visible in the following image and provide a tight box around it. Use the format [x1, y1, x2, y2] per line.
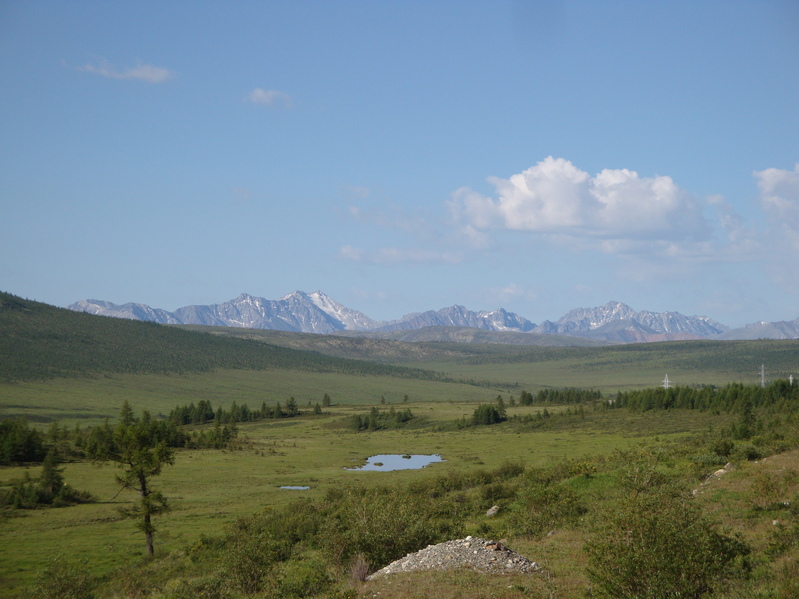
[89, 404, 175, 555]
[39, 450, 65, 498]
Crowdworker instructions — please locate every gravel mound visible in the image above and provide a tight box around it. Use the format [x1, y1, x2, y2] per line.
[367, 536, 540, 579]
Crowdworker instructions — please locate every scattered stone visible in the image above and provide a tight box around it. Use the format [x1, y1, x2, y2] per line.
[693, 462, 735, 495]
[367, 537, 541, 580]
[486, 505, 500, 517]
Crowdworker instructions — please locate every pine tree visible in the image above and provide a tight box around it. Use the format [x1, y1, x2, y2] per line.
[89, 404, 175, 555]
[39, 450, 65, 498]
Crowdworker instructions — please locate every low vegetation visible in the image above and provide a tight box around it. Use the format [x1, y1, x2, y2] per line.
[2, 377, 799, 597]
[4, 292, 799, 597]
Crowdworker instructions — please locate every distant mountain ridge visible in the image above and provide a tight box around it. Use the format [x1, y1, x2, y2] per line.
[374, 305, 537, 334]
[71, 292, 376, 335]
[532, 300, 729, 342]
[715, 318, 799, 341]
[63, 292, 782, 343]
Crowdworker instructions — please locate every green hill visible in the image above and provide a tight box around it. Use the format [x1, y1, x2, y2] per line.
[0, 292, 441, 383]
[181, 320, 799, 391]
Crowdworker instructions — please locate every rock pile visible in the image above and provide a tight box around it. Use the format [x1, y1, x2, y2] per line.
[367, 536, 540, 579]
[693, 462, 734, 496]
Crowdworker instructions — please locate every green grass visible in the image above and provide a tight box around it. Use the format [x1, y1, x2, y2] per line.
[0, 369, 513, 428]
[0, 402, 732, 595]
[4, 292, 799, 597]
[411, 339, 799, 392]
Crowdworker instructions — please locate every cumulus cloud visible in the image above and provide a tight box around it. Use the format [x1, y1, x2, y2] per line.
[449, 157, 708, 244]
[247, 88, 292, 108]
[78, 59, 174, 83]
[757, 164, 799, 244]
[340, 157, 766, 271]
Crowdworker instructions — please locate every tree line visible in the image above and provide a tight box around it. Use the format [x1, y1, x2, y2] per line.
[614, 379, 799, 413]
[517, 387, 602, 405]
[351, 406, 415, 431]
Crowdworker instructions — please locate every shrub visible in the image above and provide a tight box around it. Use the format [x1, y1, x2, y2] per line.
[750, 470, 786, 509]
[321, 486, 461, 570]
[348, 553, 370, 582]
[274, 557, 331, 598]
[220, 529, 291, 594]
[24, 555, 96, 599]
[506, 481, 586, 537]
[768, 520, 799, 557]
[585, 487, 750, 598]
[733, 443, 762, 461]
[493, 460, 525, 480]
[162, 576, 230, 599]
[478, 481, 516, 509]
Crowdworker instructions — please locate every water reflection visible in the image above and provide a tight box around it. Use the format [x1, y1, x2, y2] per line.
[347, 454, 444, 471]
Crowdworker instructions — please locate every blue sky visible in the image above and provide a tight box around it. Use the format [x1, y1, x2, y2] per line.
[2, 1, 798, 327]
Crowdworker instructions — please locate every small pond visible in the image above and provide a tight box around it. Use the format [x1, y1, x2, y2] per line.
[279, 486, 310, 490]
[346, 454, 444, 472]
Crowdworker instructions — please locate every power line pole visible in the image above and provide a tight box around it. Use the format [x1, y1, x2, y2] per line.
[662, 374, 671, 389]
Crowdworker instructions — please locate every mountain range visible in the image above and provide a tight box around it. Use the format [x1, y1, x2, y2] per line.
[66, 291, 799, 343]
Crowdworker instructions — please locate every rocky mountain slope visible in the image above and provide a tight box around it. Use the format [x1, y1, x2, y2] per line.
[374, 305, 536, 333]
[716, 318, 799, 340]
[70, 291, 377, 335]
[532, 300, 729, 342]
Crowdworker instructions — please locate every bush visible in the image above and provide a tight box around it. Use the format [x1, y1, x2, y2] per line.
[162, 576, 230, 599]
[321, 486, 461, 570]
[585, 487, 750, 598]
[220, 529, 292, 594]
[750, 470, 787, 509]
[506, 481, 587, 537]
[24, 556, 96, 599]
[733, 443, 763, 461]
[274, 557, 330, 598]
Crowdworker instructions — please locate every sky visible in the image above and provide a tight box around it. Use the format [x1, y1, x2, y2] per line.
[2, 1, 799, 328]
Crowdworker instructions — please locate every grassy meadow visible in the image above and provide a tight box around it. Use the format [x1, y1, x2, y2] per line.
[0, 399, 735, 596]
[3, 293, 799, 597]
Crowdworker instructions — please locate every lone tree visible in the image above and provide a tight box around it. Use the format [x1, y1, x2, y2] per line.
[89, 401, 175, 555]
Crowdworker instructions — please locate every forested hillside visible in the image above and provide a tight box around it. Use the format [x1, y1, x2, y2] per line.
[0, 292, 442, 383]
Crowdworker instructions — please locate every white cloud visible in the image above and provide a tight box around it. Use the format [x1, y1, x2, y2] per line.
[78, 59, 174, 83]
[247, 88, 292, 108]
[341, 157, 766, 274]
[348, 204, 435, 239]
[757, 164, 799, 248]
[338, 245, 463, 265]
[490, 283, 539, 304]
[449, 156, 708, 244]
[338, 245, 366, 261]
